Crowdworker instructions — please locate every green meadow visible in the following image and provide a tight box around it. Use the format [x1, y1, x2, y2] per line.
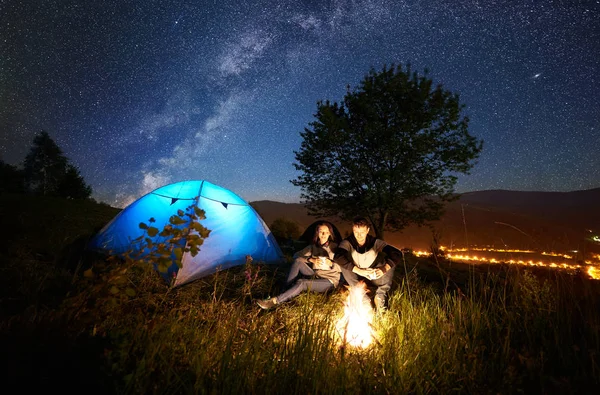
[1, 194, 599, 394]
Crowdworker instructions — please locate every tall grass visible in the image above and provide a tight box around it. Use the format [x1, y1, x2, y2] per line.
[6, 258, 589, 394]
[2, 195, 599, 393]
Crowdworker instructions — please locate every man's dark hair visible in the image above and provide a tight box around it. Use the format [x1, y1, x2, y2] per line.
[352, 216, 370, 228]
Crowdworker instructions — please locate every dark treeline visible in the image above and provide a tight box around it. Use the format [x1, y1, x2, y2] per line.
[1, 131, 92, 199]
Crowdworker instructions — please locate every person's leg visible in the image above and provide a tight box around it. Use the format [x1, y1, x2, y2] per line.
[304, 279, 334, 294]
[340, 267, 372, 305]
[372, 265, 395, 309]
[276, 279, 333, 303]
[286, 258, 315, 285]
[340, 265, 360, 287]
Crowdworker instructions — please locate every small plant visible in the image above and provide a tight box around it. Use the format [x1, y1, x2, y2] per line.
[134, 202, 210, 274]
[242, 255, 260, 299]
[83, 200, 211, 303]
[429, 228, 446, 260]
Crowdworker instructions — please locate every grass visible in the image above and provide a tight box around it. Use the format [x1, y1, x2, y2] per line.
[1, 194, 599, 394]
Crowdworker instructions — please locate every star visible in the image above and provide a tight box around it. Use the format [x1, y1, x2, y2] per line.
[1, 1, 598, 206]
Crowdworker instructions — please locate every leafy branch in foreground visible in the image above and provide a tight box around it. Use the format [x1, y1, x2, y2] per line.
[83, 201, 210, 303]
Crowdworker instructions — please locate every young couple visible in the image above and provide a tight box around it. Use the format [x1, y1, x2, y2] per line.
[257, 216, 402, 312]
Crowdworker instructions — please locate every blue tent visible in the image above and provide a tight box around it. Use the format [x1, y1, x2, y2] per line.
[89, 180, 284, 286]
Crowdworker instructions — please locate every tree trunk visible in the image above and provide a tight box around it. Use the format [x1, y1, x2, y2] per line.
[374, 212, 388, 241]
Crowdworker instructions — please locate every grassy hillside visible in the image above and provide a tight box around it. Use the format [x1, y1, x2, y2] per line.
[0, 194, 120, 315]
[1, 195, 600, 393]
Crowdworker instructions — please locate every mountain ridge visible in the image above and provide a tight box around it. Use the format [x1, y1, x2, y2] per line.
[251, 188, 600, 253]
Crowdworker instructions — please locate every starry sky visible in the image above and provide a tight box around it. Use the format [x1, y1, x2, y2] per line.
[1, 0, 599, 208]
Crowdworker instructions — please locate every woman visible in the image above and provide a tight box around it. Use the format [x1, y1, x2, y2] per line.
[257, 222, 340, 309]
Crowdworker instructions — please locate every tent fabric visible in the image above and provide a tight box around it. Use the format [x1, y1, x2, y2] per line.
[89, 180, 284, 286]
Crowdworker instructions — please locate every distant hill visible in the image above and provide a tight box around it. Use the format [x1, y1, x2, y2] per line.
[251, 188, 600, 254]
[459, 188, 600, 229]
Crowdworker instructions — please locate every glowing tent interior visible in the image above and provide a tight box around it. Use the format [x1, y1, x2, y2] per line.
[88, 180, 284, 287]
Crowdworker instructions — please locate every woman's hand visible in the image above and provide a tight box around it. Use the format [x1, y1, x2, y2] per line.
[313, 256, 332, 270]
[354, 267, 374, 278]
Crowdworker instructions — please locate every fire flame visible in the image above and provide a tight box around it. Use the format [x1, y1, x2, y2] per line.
[336, 282, 375, 349]
[413, 246, 600, 280]
[588, 266, 600, 280]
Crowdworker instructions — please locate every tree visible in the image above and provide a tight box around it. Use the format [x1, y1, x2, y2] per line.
[57, 164, 92, 199]
[23, 131, 92, 199]
[270, 217, 301, 245]
[292, 64, 483, 240]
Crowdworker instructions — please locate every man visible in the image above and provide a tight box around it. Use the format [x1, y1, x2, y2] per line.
[334, 216, 402, 311]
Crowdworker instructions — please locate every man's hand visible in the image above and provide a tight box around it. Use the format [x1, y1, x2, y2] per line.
[353, 267, 375, 279]
[370, 268, 385, 280]
[368, 263, 391, 280]
[353, 263, 391, 280]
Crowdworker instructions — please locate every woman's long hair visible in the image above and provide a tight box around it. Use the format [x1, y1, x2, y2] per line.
[312, 222, 336, 246]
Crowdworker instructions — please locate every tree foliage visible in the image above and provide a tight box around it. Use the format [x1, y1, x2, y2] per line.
[292, 64, 483, 240]
[59, 164, 93, 199]
[23, 131, 92, 199]
[270, 217, 301, 245]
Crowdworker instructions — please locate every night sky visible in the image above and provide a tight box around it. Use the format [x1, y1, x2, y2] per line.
[2, 0, 599, 208]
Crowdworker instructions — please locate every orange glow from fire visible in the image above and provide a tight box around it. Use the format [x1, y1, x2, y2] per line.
[412, 246, 600, 280]
[588, 266, 600, 280]
[336, 282, 374, 349]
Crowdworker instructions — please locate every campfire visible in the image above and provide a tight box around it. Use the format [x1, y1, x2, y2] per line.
[336, 282, 375, 349]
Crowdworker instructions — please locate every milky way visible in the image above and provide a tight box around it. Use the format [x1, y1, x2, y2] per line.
[1, 0, 599, 207]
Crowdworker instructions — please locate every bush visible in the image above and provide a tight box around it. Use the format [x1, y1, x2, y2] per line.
[270, 217, 301, 245]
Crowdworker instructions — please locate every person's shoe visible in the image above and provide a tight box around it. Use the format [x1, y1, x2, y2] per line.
[374, 295, 387, 312]
[257, 297, 277, 310]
